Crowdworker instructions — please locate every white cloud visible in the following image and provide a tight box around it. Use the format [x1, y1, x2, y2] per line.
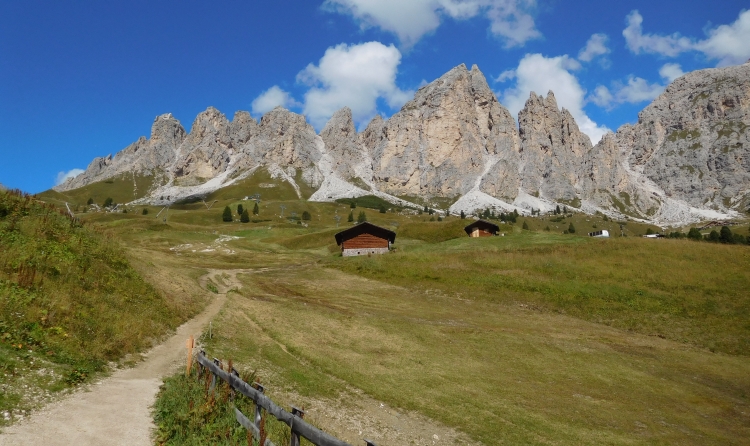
[623, 9, 750, 67]
[297, 41, 411, 130]
[623, 10, 693, 57]
[695, 10, 750, 67]
[578, 33, 610, 62]
[590, 63, 685, 108]
[497, 53, 610, 144]
[324, 0, 540, 48]
[251, 86, 299, 117]
[658, 63, 684, 82]
[55, 168, 84, 186]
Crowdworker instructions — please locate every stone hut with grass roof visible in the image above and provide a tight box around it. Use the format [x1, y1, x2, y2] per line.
[464, 219, 499, 237]
[335, 222, 396, 257]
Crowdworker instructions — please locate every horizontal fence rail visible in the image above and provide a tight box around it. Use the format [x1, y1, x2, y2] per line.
[195, 350, 365, 446]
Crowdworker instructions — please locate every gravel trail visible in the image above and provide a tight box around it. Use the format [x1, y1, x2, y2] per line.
[0, 270, 236, 446]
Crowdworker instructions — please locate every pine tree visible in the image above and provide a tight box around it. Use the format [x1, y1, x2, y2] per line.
[687, 227, 702, 240]
[379, 204, 386, 214]
[237, 204, 244, 216]
[708, 230, 720, 242]
[142, 208, 148, 215]
[350, 201, 357, 209]
[253, 202, 259, 215]
[347, 211, 353, 222]
[555, 205, 561, 215]
[103, 197, 114, 208]
[460, 210, 466, 219]
[302, 210, 311, 220]
[87, 198, 94, 205]
[522, 221, 529, 230]
[357, 211, 367, 223]
[222, 206, 233, 222]
[240, 209, 250, 223]
[568, 222, 576, 233]
[720, 226, 733, 243]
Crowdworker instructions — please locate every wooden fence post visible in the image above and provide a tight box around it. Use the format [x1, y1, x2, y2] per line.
[253, 383, 265, 432]
[185, 335, 194, 376]
[290, 407, 305, 446]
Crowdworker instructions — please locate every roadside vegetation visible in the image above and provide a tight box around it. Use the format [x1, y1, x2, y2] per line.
[0, 190, 204, 425]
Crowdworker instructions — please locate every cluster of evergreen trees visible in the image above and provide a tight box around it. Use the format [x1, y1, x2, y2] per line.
[222, 202, 260, 223]
[667, 226, 748, 244]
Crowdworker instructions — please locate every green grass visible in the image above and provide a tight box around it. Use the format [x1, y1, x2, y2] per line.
[0, 190, 205, 424]
[36, 173, 159, 208]
[153, 370, 305, 446]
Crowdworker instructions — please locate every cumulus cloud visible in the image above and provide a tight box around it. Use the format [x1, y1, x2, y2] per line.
[55, 168, 84, 186]
[297, 41, 412, 130]
[497, 53, 610, 144]
[695, 10, 750, 67]
[251, 86, 299, 117]
[658, 63, 684, 82]
[623, 9, 750, 67]
[590, 63, 685, 108]
[623, 10, 693, 57]
[324, 0, 540, 48]
[578, 33, 610, 62]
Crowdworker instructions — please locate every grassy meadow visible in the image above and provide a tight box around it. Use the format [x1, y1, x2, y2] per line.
[8, 174, 750, 444]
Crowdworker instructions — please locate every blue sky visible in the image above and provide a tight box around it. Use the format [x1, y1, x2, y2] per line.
[1, 0, 748, 193]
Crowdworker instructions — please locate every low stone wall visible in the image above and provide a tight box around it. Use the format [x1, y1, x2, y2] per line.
[342, 247, 389, 257]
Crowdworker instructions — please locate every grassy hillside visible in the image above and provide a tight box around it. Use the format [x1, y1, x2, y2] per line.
[37, 172, 159, 208]
[0, 190, 204, 424]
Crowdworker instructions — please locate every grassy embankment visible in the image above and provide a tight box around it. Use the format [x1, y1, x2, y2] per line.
[0, 190, 206, 425]
[118, 192, 749, 445]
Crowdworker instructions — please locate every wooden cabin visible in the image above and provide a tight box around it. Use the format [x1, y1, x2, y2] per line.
[464, 220, 499, 237]
[334, 222, 396, 257]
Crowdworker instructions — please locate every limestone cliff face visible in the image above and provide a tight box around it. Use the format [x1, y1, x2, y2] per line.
[319, 107, 366, 180]
[174, 107, 233, 181]
[516, 91, 591, 201]
[370, 64, 519, 198]
[621, 62, 750, 211]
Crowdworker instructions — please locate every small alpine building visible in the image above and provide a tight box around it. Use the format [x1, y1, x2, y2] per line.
[335, 222, 396, 257]
[464, 220, 499, 237]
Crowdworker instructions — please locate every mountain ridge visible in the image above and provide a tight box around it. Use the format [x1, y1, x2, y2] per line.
[55, 62, 750, 225]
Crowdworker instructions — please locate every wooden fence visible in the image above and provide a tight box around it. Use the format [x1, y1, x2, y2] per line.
[195, 350, 377, 446]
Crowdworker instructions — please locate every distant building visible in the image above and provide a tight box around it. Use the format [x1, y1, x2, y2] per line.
[334, 222, 396, 257]
[588, 230, 610, 237]
[464, 220, 499, 237]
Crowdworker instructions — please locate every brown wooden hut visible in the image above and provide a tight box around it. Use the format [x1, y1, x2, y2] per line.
[464, 220, 499, 237]
[334, 222, 396, 257]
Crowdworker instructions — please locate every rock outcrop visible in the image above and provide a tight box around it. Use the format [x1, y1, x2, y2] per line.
[369, 64, 519, 198]
[54, 61, 750, 224]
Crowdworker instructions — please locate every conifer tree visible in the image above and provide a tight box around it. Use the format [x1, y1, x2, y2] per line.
[357, 211, 367, 223]
[222, 206, 232, 222]
[568, 222, 576, 233]
[522, 221, 529, 230]
[348, 211, 353, 222]
[237, 204, 244, 216]
[253, 202, 259, 215]
[302, 210, 311, 220]
[240, 209, 250, 223]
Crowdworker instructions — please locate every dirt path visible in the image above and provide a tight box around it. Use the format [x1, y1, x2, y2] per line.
[0, 269, 245, 446]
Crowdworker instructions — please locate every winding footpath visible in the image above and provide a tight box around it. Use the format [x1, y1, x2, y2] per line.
[0, 270, 236, 446]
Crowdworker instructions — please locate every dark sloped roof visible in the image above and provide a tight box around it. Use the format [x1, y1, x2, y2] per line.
[463, 219, 499, 235]
[334, 222, 396, 245]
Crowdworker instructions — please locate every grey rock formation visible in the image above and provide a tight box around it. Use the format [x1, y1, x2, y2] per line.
[370, 64, 519, 198]
[319, 107, 365, 180]
[516, 91, 591, 201]
[621, 62, 750, 212]
[53, 61, 750, 223]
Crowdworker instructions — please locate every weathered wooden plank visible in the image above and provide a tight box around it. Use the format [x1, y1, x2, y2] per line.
[235, 407, 276, 446]
[196, 353, 352, 446]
